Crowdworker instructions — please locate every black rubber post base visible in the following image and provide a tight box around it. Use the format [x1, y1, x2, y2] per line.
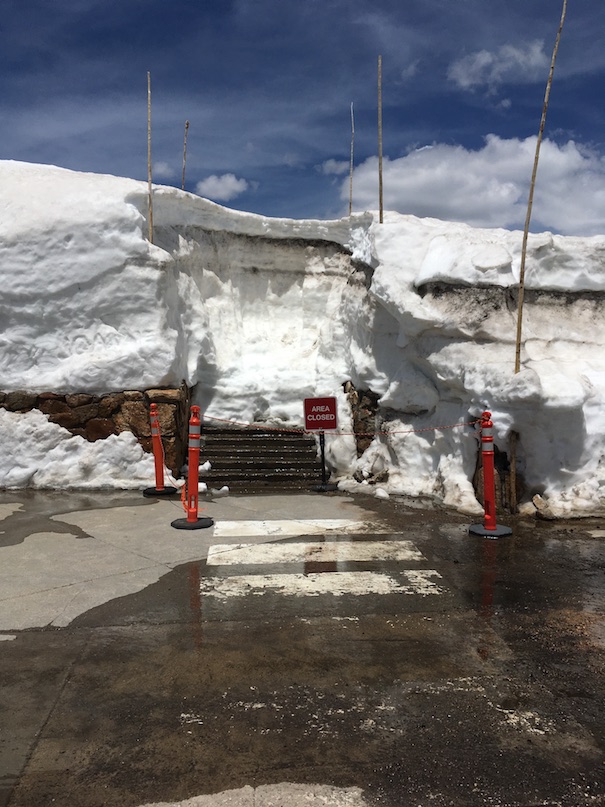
[143, 486, 178, 498]
[314, 483, 339, 493]
[469, 523, 513, 538]
[171, 516, 215, 531]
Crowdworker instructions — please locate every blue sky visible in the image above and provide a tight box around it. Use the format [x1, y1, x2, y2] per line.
[1, 0, 604, 234]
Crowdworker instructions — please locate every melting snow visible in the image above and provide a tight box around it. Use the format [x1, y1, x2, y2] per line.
[2, 160, 605, 516]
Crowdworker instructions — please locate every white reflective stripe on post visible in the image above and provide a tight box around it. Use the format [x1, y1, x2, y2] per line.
[151, 427, 160, 435]
[482, 427, 493, 438]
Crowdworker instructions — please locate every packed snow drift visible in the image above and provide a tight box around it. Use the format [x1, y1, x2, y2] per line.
[1, 160, 605, 517]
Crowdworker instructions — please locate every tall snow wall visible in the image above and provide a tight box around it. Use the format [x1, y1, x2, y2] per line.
[1, 160, 605, 517]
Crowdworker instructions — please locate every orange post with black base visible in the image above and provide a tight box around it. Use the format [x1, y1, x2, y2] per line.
[469, 411, 512, 538]
[143, 403, 178, 498]
[171, 406, 214, 530]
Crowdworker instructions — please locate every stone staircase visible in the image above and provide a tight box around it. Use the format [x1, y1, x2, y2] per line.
[199, 426, 324, 492]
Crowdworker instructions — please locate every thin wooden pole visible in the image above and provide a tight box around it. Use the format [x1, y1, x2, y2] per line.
[378, 55, 383, 223]
[514, 0, 567, 373]
[349, 103, 355, 216]
[510, 0, 567, 514]
[147, 71, 153, 244]
[182, 120, 190, 191]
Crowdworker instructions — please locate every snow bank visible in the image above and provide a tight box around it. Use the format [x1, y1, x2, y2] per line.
[1, 160, 605, 517]
[0, 409, 157, 489]
[0, 162, 176, 392]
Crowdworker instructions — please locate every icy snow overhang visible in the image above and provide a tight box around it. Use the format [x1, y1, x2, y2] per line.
[370, 211, 605, 294]
[0, 160, 376, 395]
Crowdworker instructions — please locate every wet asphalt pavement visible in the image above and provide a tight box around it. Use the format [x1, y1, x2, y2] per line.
[1, 490, 605, 807]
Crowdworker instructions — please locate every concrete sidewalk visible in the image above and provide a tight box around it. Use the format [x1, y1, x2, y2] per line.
[1, 489, 605, 807]
[0, 489, 387, 633]
[1, 489, 396, 807]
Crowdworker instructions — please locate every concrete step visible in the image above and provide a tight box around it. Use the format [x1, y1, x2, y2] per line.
[202, 433, 316, 447]
[200, 427, 325, 492]
[203, 426, 314, 438]
[203, 472, 322, 490]
[206, 447, 318, 459]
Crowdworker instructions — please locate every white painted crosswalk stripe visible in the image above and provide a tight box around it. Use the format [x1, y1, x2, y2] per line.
[206, 540, 425, 566]
[202, 522, 448, 603]
[199, 570, 445, 599]
[211, 519, 388, 538]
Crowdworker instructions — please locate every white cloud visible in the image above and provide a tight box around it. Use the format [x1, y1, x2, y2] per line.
[401, 60, 420, 81]
[152, 161, 175, 179]
[448, 40, 549, 92]
[346, 135, 605, 236]
[319, 159, 349, 176]
[195, 173, 249, 201]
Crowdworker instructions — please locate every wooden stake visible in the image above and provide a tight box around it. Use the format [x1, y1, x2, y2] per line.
[511, 0, 567, 514]
[147, 71, 153, 244]
[378, 55, 383, 223]
[182, 120, 190, 191]
[349, 103, 355, 216]
[514, 0, 567, 374]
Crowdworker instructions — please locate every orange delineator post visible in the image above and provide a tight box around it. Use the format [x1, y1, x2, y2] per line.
[481, 411, 497, 531]
[469, 411, 512, 538]
[171, 405, 214, 530]
[143, 403, 177, 498]
[151, 404, 165, 491]
[186, 406, 201, 522]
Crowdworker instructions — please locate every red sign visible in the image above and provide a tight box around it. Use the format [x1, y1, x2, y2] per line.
[304, 397, 338, 431]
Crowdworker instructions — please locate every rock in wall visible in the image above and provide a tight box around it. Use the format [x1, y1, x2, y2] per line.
[0, 385, 190, 474]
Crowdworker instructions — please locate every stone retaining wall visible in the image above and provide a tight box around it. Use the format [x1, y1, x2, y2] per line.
[343, 381, 381, 457]
[0, 385, 190, 474]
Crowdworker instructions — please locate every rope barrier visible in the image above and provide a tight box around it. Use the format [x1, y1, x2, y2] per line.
[202, 413, 481, 438]
[163, 408, 481, 509]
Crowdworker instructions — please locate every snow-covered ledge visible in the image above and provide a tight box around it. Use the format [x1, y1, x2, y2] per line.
[1, 160, 605, 518]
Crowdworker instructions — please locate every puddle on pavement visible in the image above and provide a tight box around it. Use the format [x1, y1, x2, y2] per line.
[4, 498, 605, 807]
[0, 489, 153, 546]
